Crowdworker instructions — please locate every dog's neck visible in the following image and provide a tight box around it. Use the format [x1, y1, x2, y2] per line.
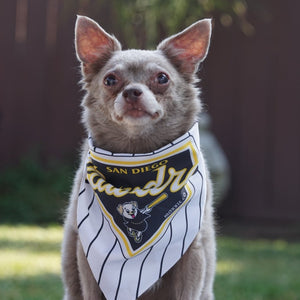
[89, 119, 197, 154]
[90, 130, 183, 154]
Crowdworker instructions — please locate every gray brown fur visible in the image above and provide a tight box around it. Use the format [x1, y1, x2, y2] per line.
[62, 16, 216, 300]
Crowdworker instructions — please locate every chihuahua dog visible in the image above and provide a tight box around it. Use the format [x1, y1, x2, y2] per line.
[62, 16, 215, 300]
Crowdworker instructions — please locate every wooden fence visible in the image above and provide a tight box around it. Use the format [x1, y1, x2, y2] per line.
[206, 0, 300, 223]
[0, 0, 299, 223]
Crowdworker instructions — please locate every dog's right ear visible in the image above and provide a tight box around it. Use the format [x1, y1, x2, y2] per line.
[75, 16, 121, 75]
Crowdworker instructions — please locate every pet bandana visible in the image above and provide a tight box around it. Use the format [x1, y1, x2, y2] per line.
[77, 123, 207, 300]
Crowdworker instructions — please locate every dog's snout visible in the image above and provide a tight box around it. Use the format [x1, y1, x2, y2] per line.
[123, 88, 143, 103]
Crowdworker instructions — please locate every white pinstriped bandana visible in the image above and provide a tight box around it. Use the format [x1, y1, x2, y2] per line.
[77, 122, 207, 300]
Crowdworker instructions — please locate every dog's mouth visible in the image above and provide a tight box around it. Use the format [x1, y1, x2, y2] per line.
[126, 108, 159, 119]
[116, 107, 160, 121]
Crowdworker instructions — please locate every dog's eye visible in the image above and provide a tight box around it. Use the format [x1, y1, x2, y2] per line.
[157, 73, 169, 84]
[104, 74, 118, 86]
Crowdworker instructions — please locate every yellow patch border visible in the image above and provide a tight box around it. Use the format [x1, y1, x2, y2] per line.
[90, 141, 198, 167]
[89, 139, 198, 257]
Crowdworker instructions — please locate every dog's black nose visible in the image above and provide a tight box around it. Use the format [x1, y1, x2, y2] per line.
[123, 88, 143, 103]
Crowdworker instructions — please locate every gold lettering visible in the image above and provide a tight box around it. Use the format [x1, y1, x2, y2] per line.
[106, 166, 128, 174]
[131, 160, 169, 175]
[106, 166, 113, 173]
[119, 168, 128, 174]
[132, 168, 140, 174]
[86, 159, 197, 198]
[169, 168, 189, 192]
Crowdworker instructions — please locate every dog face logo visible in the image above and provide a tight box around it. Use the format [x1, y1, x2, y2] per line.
[118, 202, 138, 219]
[117, 201, 151, 243]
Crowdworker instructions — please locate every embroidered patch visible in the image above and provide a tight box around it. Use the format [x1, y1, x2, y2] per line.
[86, 140, 198, 257]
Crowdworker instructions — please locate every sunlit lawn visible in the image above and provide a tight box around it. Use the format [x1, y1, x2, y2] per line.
[0, 225, 63, 300]
[215, 237, 300, 300]
[0, 225, 300, 300]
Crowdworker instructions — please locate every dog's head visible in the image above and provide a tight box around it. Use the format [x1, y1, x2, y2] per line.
[75, 16, 212, 153]
[117, 202, 138, 219]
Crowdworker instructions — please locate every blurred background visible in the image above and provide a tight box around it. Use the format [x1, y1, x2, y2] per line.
[0, 0, 300, 299]
[1, 0, 300, 231]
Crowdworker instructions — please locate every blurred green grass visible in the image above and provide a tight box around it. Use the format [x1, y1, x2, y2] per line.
[216, 237, 300, 300]
[0, 225, 63, 300]
[0, 225, 299, 300]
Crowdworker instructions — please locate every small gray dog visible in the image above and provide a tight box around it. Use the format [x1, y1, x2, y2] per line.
[61, 16, 215, 300]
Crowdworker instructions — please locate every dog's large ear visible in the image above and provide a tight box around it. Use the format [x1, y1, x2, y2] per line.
[75, 15, 121, 75]
[157, 19, 212, 75]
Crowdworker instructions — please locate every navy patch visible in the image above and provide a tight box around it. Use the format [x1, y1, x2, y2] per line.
[86, 143, 198, 257]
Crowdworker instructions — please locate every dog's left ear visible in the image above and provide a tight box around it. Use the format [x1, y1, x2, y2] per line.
[157, 19, 212, 75]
